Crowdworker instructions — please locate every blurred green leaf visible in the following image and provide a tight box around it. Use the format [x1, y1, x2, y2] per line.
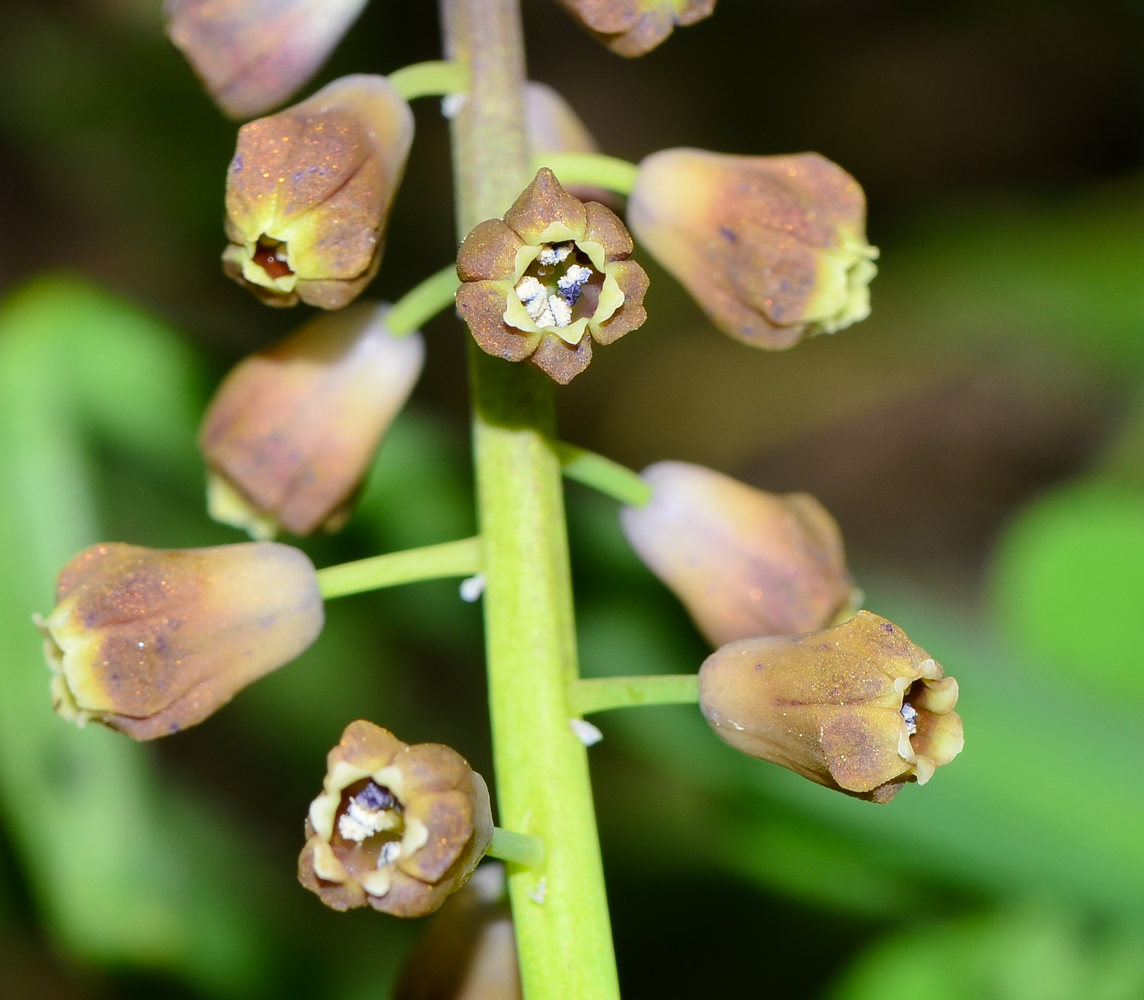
[991, 481, 1144, 702]
[0, 275, 267, 993]
[827, 907, 1144, 1000]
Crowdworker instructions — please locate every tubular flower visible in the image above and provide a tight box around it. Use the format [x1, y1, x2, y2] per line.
[165, 0, 369, 119]
[34, 542, 323, 740]
[555, 0, 717, 57]
[455, 168, 649, 384]
[628, 148, 878, 349]
[699, 611, 964, 802]
[200, 302, 424, 538]
[299, 721, 494, 917]
[223, 74, 413, 309]
[620, 462, 854, 647]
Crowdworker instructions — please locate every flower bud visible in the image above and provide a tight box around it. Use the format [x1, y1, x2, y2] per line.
[299, 721, 493, 917]
[394, 864, 520, 1000]
[35, 542, 323, 740]
[699, 611, 964, 802]
[223, 74, 414, 309]
[166, 0, 369, 119]
[628, 148, 878, 349]
[556, 0, 717, 57]
[199, 302, 424, 538]
[620, 462, 854, 647]
[455, 168, 649, 384]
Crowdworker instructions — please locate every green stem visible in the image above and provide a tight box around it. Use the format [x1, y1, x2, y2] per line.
[529, 152, 639, 197]
[556, 442, 651, 507]
[388, 60, 469, 101]
[488, 827, 546, 869]
[386, 265, 460, 336]
[443, 0, 621, 997]
[569, 675, 700, 716]
[316, 537, 481, 600]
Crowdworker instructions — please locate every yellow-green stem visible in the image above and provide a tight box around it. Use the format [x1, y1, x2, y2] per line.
[530, 152, 639, 197]
[316, 537, 481, 600]
[488, 827, 546, 869]
[556, 443, 651, 507]
[388, 60, 469, 101]
[386, 265, 460, 336]
[442, 0, 621, 997]
[570, 675, 700, 716]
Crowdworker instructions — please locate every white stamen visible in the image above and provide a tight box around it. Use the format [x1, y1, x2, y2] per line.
[440, 93, 467, 119]
[378, 840, 402, 866]
[548, 294, 573, 328]
[570, 718, 603, 746]
[515, 275, 556, 326]
[537, 242, 574, 266]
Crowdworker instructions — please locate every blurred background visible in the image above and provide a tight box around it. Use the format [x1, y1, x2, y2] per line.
[1, 0, 1143, 996]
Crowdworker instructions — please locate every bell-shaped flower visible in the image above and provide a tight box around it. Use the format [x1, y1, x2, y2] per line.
[299, 721, 493, 917]
[628, 148, 878, 349]
[223, 74, 413, 309]
[200, 302, 424, 538]
[166, 0, 369, 119]
[620, 462, 854, 647]
[455, 168, 649, 384]
[34, 542, 323, 740]
[555, 0, 717, 57]
[699, 611, 964, 802]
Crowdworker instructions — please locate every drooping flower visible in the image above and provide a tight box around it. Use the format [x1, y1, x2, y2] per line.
[223, 74, 413, 309]
[699, 611, 964, 802]
[620, 462, 854, 646]
[628, 148, 878, 349]
[555, 0, 717, 57]
[299, 721, 493, 917]
[455, 168, 649, 383]
[35, 542, 323, 739]
[166, 0, 369, 119]
[200, 302, 424, 538]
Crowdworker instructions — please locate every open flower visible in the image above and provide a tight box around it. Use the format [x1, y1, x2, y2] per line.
[456, 169, 649, 384]
[299, 721, 493, 917]
[555, 0, 717, 57]
[621, 462, 854, 646]
[200, 302, 424, 538]
[35, 542, 323, 740]
[223, 74, 413, 309]
[166, 0, 369, 119]
[628, 148, 878, 349]
[699, 611, 964, 802]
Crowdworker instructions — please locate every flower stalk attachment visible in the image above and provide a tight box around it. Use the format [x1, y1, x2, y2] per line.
[316, 537, 484, 600]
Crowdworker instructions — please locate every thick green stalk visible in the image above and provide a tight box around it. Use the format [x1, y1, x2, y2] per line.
[441, 1, 621, 997]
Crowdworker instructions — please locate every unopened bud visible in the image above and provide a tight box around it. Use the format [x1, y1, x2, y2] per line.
[35, 542, 323, 740]
[556, 0, 717, 57]
[456, 168, 648, 384]
[699, 611, 964, 802]
[628, 149, 878, 349]
[166, 0, 369, 119]
[200, 302, 424, 538]
[299, 721, 493, 917]
[620, 462, 854, 647]
[223, 74, 413, 309]
[394, 864, 520, 1000]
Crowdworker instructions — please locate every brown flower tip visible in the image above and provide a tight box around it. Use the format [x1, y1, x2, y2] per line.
[223, 74, 413, 309]
[621, 462, 855, 647]
[394, 864, 520, 1000]
[556, 0, 717, 57]
[699, 611, 964, 802]
[299, 721, 493, 918]
[35, 542, 323, 740]
[628, 148, 878, 349]
[199, 302, 424, 538]
[166, 0, 369, 119]
[455, 168, 649, 384]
